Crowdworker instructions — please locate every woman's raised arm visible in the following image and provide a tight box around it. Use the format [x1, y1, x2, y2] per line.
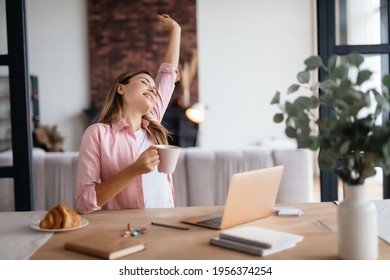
[156, 14, 181, 68]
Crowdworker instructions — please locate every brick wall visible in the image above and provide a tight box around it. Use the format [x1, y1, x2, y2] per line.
[87, 0, 198, 109]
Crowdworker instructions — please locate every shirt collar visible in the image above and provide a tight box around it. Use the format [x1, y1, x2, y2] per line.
[111, 118, 150, 133]
[111, 118, 128, 133]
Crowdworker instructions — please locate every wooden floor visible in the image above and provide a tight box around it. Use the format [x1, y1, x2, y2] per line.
[312, 175, 383, 202]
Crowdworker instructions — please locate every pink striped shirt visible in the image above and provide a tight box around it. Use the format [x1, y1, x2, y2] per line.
[75, 63, 179, 214]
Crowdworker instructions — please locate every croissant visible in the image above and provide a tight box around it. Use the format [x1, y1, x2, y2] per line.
[40, 204, 82, 229]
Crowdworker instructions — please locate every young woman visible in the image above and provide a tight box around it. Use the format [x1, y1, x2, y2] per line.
[75, 14, 181, 214]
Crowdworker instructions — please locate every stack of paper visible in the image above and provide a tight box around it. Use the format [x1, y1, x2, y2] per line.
[210, 226, 304, 256]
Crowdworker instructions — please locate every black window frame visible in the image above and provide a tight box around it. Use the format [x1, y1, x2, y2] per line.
[0, 0, 34, 211]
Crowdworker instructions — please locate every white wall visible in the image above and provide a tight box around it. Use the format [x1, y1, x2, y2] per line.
[25, 0, 314, 151]
[197, 0, 315, 148]
[26, 0, 89, 151]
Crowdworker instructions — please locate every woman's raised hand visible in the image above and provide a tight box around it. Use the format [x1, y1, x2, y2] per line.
[156, 14, 180, 32]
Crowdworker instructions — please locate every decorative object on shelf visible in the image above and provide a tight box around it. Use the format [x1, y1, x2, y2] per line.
[33, 125, 64, 152]
[179, 48, 198, 107]
[27, 75, 64, 152]
[271, 53, 390, 259]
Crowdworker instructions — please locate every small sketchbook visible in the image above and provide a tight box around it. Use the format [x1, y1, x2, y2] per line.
[219, 226, 304, 249]
[210, 237, 297, 256]
[64, 234, 145, 260]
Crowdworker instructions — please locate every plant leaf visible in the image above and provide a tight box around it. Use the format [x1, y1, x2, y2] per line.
[346, 53, 364, 68]
[293, 96, 312, 108]
[327, 55, 337, 71]
[383, 74, 390, 89]
[285, 102, 298, 116]
[273, 113, 284, 123]
[287, 84, 300, 94]
[338, 140, 351, 155]
[304, 56, 323, 70]
[297, 71, 311, 83]
[381, 142, 390, 174]
[320, 79, 337, 91]
[285, 126, 297, 138]
[318, 149, 337, 170]
[372, 89, 390, 118]
[309, 96, 320, 109]
[356, 70, 372, 85]
[373, 89, 390, 110]
[360, 166, 377, 183]
[297, 135, 318, 150]
[309, 82, 320, 92]
[271, 91, 280, 104]
[333, 64, 348, 79]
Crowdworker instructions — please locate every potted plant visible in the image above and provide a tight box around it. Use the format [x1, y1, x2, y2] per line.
[271, 53, 390, 259]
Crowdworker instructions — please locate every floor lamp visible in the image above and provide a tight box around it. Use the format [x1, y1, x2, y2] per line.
[185, 103, 206, 146]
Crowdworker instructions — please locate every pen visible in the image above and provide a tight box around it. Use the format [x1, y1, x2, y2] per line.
[151, 222, 189, 230]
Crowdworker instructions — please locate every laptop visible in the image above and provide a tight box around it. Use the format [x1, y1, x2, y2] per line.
[180, 165, 284, 230]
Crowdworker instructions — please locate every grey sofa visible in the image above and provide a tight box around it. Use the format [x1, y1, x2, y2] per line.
[172, 147, 313, 207]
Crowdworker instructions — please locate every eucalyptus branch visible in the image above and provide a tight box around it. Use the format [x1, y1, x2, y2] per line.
[272, 53, 390, 185]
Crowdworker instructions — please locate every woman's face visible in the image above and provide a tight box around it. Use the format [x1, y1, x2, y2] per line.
[118, 73, 157, 114]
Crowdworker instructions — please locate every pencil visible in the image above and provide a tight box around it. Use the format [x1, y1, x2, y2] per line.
[151, 222, 189, 230]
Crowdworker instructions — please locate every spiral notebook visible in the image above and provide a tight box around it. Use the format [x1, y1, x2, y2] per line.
[210, 237, 297, 256]
[210, 226, 304, 256]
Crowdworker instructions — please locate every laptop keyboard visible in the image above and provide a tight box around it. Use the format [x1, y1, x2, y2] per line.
[196, 217, 222, 227]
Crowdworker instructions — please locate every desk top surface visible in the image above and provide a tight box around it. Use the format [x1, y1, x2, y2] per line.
[29, 202, 390, 260]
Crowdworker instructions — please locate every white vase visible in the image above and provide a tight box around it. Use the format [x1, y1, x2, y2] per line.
[338, 183, 378, 260]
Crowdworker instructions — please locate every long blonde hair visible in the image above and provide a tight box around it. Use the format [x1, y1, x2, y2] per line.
[97, 70, 169, 145]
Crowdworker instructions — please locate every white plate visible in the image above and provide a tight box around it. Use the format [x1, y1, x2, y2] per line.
[30, 218, 89, 232]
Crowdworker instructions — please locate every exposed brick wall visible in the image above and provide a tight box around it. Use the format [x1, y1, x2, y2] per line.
[87, 0, 198, 109]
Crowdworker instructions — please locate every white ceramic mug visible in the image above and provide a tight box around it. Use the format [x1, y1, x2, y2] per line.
[156, 144, 181, 174]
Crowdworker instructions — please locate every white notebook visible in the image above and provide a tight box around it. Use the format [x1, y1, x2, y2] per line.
[210, 237, 297, 256]
[219, 226, 304, 249]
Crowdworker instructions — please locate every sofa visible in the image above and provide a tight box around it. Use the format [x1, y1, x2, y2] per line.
[0, 148, 79, 211]
[172, 147, 313, 206]
[0, 146, 313, 211]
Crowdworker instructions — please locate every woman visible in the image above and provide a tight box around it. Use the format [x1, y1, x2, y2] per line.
[75, 14, 181, 214]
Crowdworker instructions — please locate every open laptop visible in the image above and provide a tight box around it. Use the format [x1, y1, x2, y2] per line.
[181, 165, 284, 230]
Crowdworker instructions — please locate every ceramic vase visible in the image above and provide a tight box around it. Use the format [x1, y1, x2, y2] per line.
[338, 183, 378, 259]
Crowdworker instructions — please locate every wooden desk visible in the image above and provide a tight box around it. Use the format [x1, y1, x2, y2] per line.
[31, 202, 390, 260]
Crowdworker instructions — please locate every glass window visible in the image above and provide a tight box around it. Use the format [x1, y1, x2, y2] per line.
[359, 54, 386, 200]
[359, 54, 387, 125]
[0, 66, 13, 211]
[0, 66, 12, 152]
[0, 178, 14, 211]
[336, 0, 384, 45]
[0, 0, 7, 55]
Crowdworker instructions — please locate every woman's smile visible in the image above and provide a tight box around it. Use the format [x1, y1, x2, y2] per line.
[143, 91, 156, 103]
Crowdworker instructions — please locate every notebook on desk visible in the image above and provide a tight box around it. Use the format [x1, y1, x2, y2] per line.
[180, 166, 284, 230]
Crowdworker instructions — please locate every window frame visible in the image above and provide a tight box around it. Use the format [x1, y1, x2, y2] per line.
[0, 0, 34, 211]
